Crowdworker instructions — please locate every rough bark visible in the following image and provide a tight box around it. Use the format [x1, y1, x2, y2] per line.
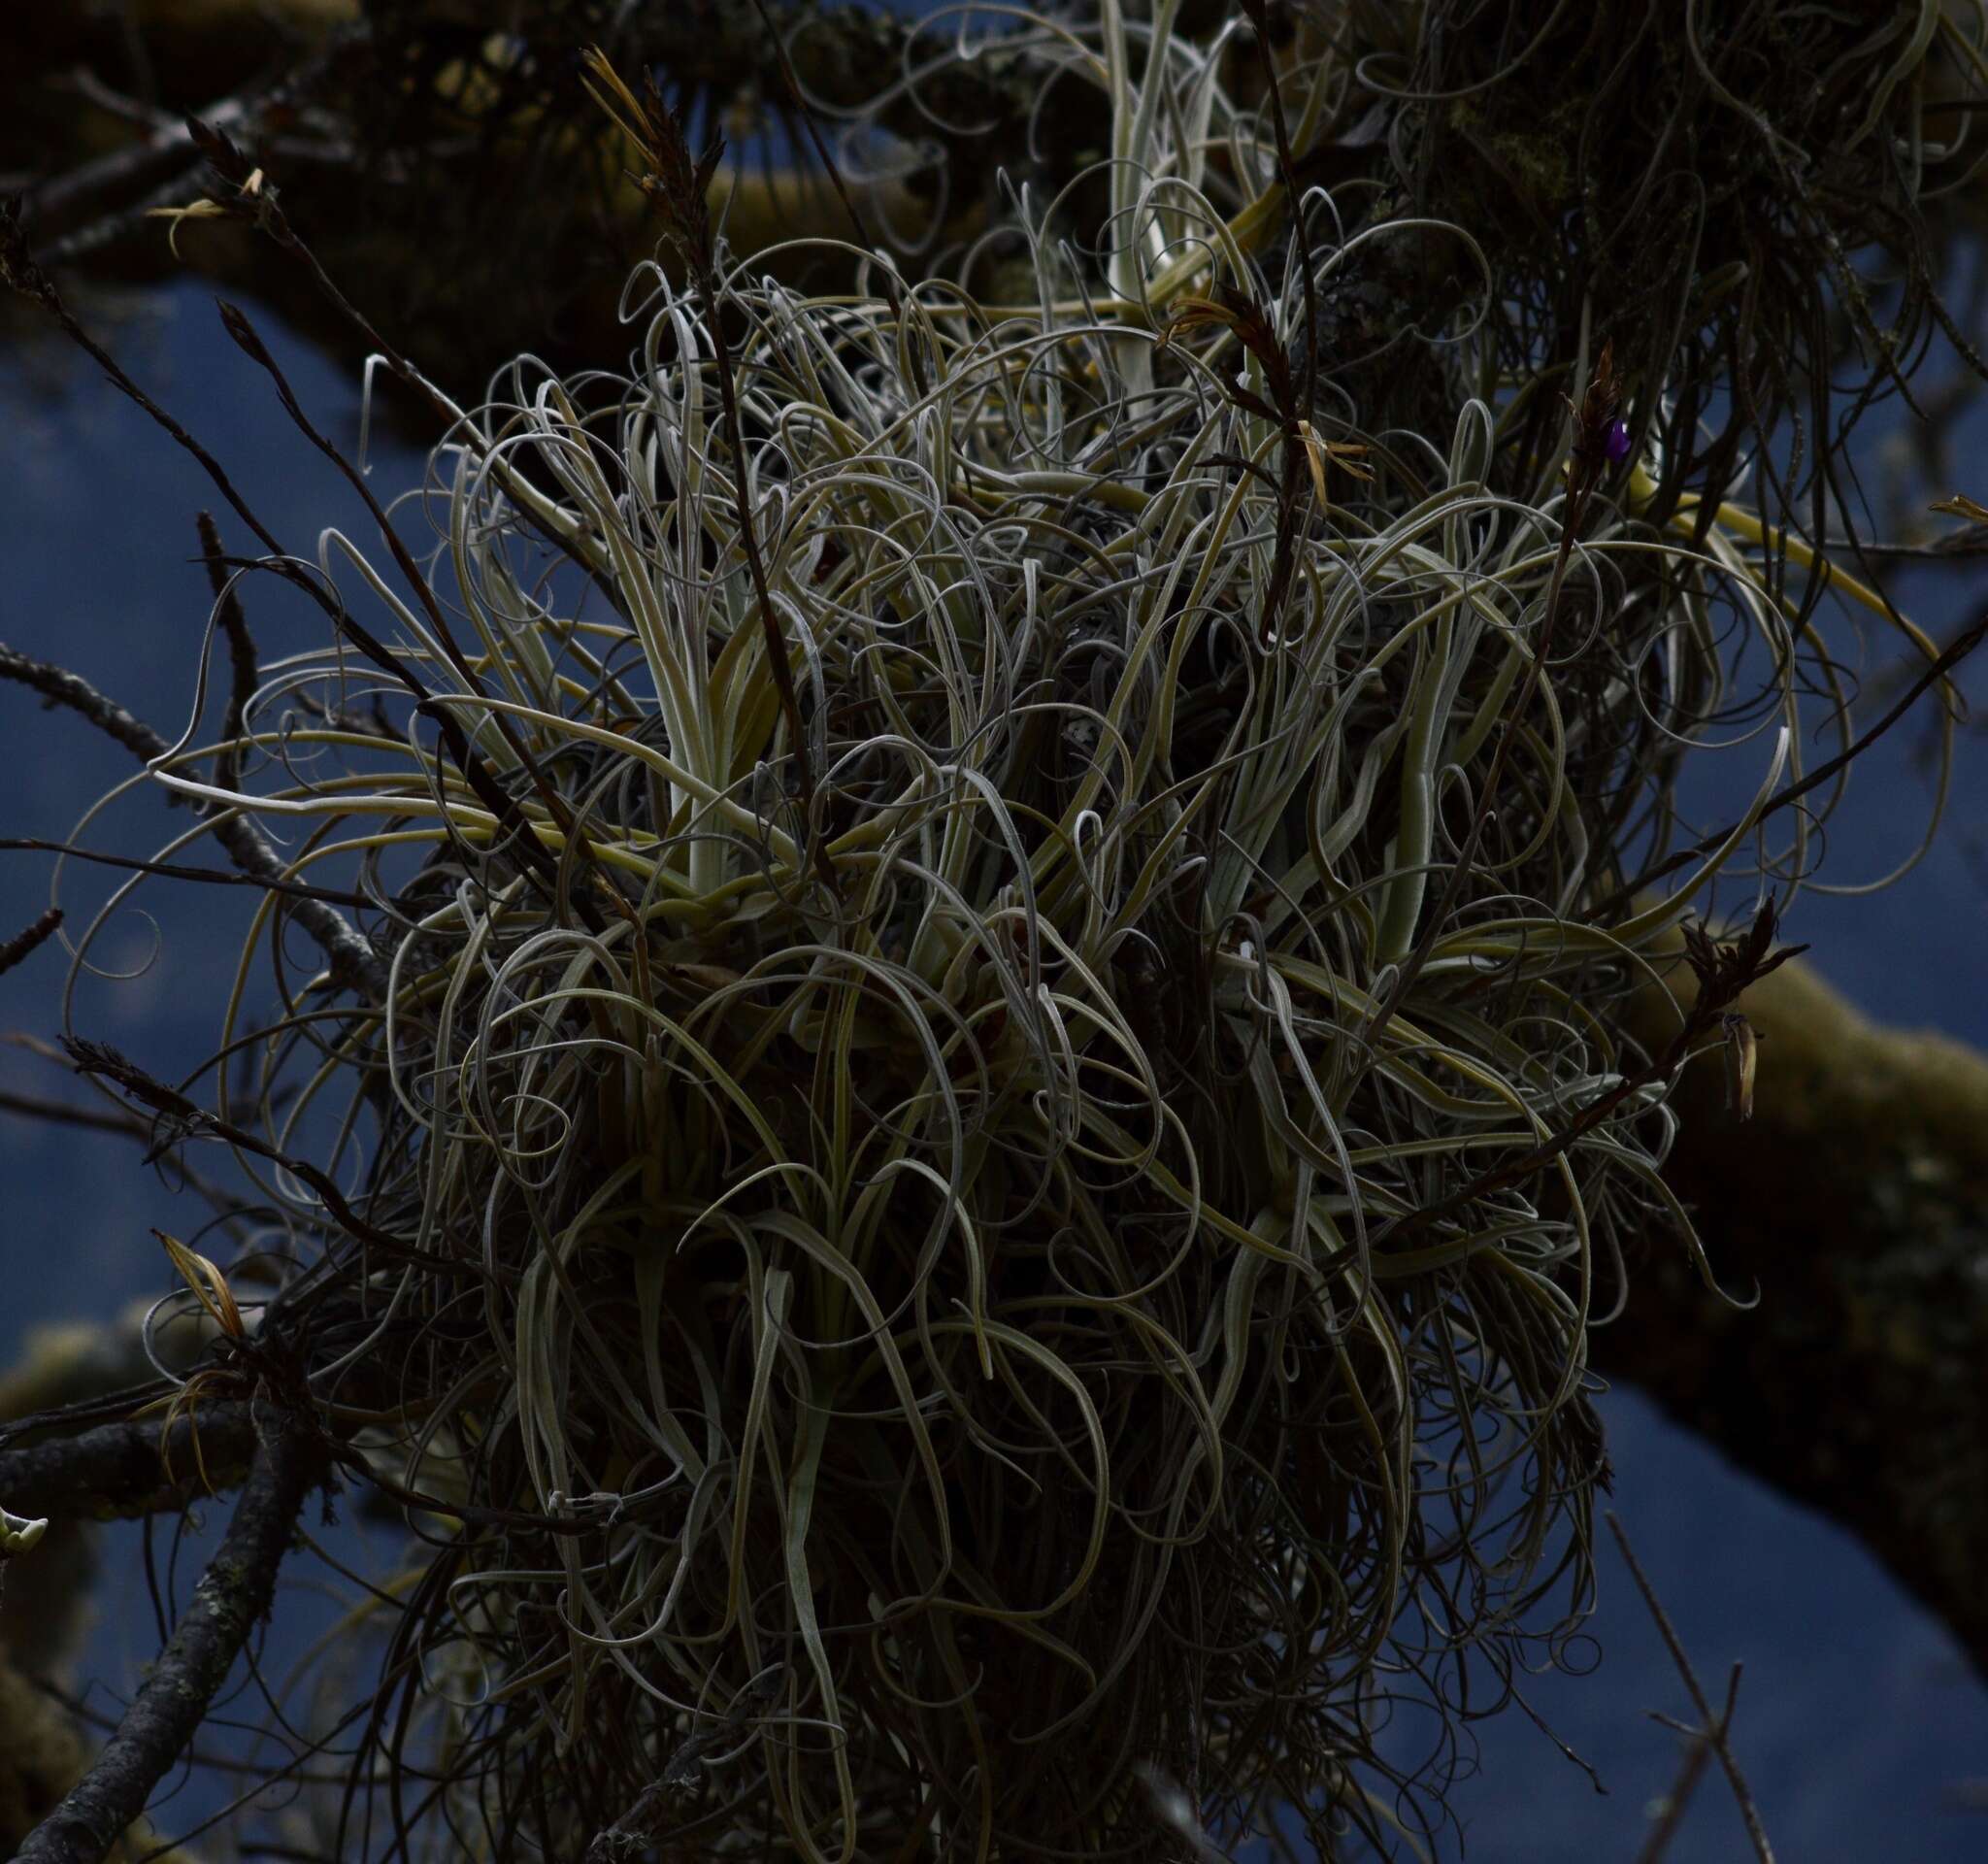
[1596, 951, 1988, 1678]
[10, 1402, 321, 1864]
[0, 1407, 260, 1523]
[0, 1652, 206, 1864]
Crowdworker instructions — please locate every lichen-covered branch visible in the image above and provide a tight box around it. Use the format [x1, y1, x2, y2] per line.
[11, 1402, 322, 1864]
[0, 1406, 260, 1523]
[1599, 953, 1988, 1678]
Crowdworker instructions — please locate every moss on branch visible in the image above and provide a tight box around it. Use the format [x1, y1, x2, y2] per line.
[1603, 953, 1988, 1676]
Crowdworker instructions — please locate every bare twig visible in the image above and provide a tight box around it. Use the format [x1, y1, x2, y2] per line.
[0, 204, 571, 919]
[195, 510, 258, 795]
[60, 1037, 481, 1282]
[1819, 531, 1988, 561]
[1633, 1666, 1733, 1863]
[3, 197, 291, 567]
[1, 836, 374, 909]
[1607, 1511, 1776, 1864]
[0, 1082, 257, 1230]
[0, 1085, 144, 1138]
[212, 298, 612, 930]
[1592, 596, 1988, 922]
[0, 641, 387, 996]
[0, 641, 175, 766]
[0, 906, 64, 977]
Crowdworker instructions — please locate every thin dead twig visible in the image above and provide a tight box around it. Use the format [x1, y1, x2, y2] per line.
[1633, 1664, 1736, 1863]
[0, 907, 64, 977]
[0, 641, 386, 997]
[1607, 1510, 1776, 1864]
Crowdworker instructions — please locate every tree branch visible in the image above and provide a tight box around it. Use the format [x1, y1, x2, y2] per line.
[0, 641, 386, 998]
[0, 1405, 259, 1519]
[12, 1401, 321, 1864]
[1607, 1511, 1775, 1864]
[1599, 949, 1988, 1679]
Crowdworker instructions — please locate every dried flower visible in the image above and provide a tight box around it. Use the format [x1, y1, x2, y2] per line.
[1565, 340, 1623, 485]
[156, 1228, 248, 1342]
[1679, 899, 1807, 1008]
[1930, 491, 1987, 523]
[1720, 1013, 1761, 1120]
[147, 163, 270, 258]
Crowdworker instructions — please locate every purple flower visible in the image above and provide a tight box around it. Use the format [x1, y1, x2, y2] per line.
[1605, 417, 1633, 464]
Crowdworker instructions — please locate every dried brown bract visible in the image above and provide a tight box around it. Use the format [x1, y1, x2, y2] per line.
[580, 48, 721, 272]
[1680, 900, 1810, 1014]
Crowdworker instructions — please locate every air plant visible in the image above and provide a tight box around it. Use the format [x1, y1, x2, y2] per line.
[4, 6, 1981, 1863]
